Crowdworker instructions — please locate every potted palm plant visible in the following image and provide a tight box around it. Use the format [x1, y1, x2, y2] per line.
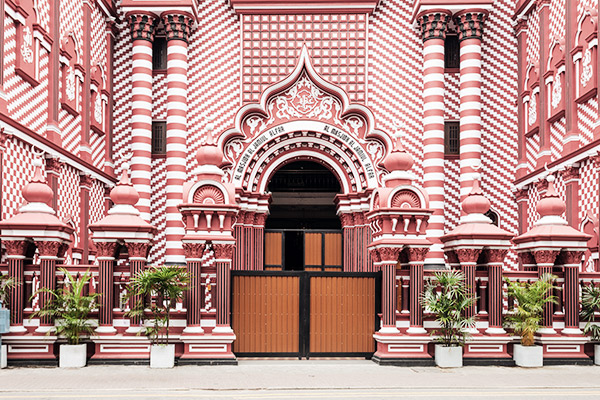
[421, 270, 477, 368]
[0, 274, 18, 369]
[126, 265, 190, 368]
[581, 283, 600, 365]
[30, 268, 99, 368]
[505, 273, 557, 367]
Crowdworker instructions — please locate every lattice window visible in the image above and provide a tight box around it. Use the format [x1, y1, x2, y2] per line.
[152, 37, 167, 70]
[152, 121, 166, 155]
[445, 35, 460, 70]
[444, 121, 460, 156]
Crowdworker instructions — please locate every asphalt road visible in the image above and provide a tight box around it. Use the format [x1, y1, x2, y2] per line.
[0, 360, 599, 399]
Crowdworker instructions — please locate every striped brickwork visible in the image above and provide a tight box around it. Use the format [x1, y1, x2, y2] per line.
[163, 13, 193, 265]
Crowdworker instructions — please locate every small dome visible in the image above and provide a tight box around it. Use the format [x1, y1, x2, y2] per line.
[110, 169, 139, 206]
[383, 136, 414, 172]
[196, 144, 224, 167]
[22, 158, 53, 206]
[536, 175, 566, 218]
[462, 176, 491, 215]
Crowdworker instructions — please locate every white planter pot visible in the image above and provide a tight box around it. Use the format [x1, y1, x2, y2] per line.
[1, 344, 7, 369]
[59, 344, 87, 368]
[434, 344, 463, 368]
[513, 344, 543, 367]
[150, 344, 175, 369]
[595, 344, 600, 366]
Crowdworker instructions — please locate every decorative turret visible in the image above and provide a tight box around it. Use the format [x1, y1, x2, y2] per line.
[535, 175, 567, 225]
[108, 163, 140, 216]
[382, 135, 415, 187]
[195, 122, 225, 181]
[20, 156, 55, 214]
[460, 174, 492, 224]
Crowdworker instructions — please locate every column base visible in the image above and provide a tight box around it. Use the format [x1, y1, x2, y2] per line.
[89, 335, 151, 363]
[95, 325, 117, 334]
[463, 332, 512, 363]
[1, 334, 58, 365]
[372, 331, 433, 365]
[406, 326, 427, 334]
[179, 332, 237, 364]
[537, 332, 591, 363]
[9, 325, 28, 334]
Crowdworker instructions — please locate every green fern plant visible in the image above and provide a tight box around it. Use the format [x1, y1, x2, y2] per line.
[0, 274, 19, 308]
[30, 269, 100, 345]
[581, 283, 600, 342]
[421, 270, 477, 347]
[125, 265, 190, 346]
[504, 273, 558, 346]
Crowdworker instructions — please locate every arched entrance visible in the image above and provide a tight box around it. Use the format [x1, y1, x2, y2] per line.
[265, 160, 342, 272]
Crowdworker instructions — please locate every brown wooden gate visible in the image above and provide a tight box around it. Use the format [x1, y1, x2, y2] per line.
[231, 271, 380, 358]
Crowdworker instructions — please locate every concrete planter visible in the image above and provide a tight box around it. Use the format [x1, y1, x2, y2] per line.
[1, 344, 7, 369]
[513, 344, 543, 367]
[150, 344, 175, 368]
[434, 344, 463, 368]
[595, 344, 600, 366]
[59, 344, 87, 368]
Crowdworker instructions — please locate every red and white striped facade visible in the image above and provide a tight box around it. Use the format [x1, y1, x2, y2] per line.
[1, 0, 600, 365]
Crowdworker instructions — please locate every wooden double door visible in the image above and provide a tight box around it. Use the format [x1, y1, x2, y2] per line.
[231, 271, 380, 358]
[264, 229, 342, 271]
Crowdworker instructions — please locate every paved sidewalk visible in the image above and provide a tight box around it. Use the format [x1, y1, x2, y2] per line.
[1, 360, 600, 399]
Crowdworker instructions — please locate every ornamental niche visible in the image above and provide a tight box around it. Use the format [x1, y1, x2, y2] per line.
[546, 39, 566, 122]
[90, 63, 108, 135]
[14, 0, 50, 86]
[573, 8, 598, 104]
[60, 33, 84, 116]
[220, 47, 393, 193]
[523, 64, 540, 137]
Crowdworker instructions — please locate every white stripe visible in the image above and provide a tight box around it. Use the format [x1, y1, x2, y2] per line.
[423, 44, 445, 55]
[132, 45, 152, 56]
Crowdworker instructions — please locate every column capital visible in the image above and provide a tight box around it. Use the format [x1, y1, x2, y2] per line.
[486, 248, 509, 264]
[182, 242, 205, 260]
[532, 249, 560, 266]
[456, 247, 482, 264]
[94, 241, 119, 259]
[377, 247, 402, 264]
[161, 12, 194, 43]
[37, 240, 62, 258]
[4, 240, 29, 257]
[454, 10, 488, 42]
[416, 10, 452, 42]
[560, 250, 584, 266]
[407, 246, 429, 263]
[127, 12, 159, 42]
[125, 241, 151, 260]
[213, 243, 234, 260]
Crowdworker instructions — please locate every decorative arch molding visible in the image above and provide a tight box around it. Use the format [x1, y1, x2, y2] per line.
[186, 180, 231, 205]
[219, 45, 394, 194]
[386, 185, 427, 211]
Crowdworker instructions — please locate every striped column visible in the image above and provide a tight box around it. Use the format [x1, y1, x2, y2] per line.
[182, 242, 205, 332]
[407, 247, 429, 333]
[5, 240, 28, 328]
[213, 244, 234, 333]
[417, 11, 451, 266]
[455, 11, 487, 202]
[233, 211, 245, 270]
[163, 12, 194, 265]
[486, 249, 508, 334]
[533, 250, 559, 331]
[254, 213, 267, 271]
[36, 241, 61, 328]
[94, 241, 118, 332]
[381, 261, 398, 332]
[128, 13, 158, 223]
[456, 248, 481, 322]
[562, 251, 584, 332]
[126, 242, 150, 330]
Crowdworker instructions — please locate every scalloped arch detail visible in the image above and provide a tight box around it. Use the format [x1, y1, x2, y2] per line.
[390, 190, 421, 209]
[193, 185, 225, 205]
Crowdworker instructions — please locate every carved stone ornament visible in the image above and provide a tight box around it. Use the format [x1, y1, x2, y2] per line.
[519, 251, 536, 265]
[417, 11, 451, 42]
[528, 94, 537, 127]
[390, 189, 421, 209]
[212, 243, 234, 260]
[560, 250, 584, 266]
[193, 185, 225, 205]
[4, 240, 28, 256]
[532, 249, 560, 266]
[57, 243, 69, 260]
[20, 26, 34, 64]
[455, 12, 487, 42]
[378, 247, 401, 263]
[182, 242, 205, 260]
[129, 13, 158, 42]
[94, 241, 118, 258]
[369, 248, 382, 263]
[162, 13, 194, 43]
[45, 157, 63, 174]
[407, 247, 429, 262]
[486, 248, 509, 264]
[37, 241, 61, 257]
[126, 242, 150, 259]
[515, 188, 529, 201]
[340, 213, 353, 227]
[562, 166, 580, 182]
[456, 248, 482, 264]
[65, 66, 76, 101]
[79, 174, 94, 188]
[581, 46, 594, 88]
[445, 250, 459, 265]
[94, 95, 103, 124]
[552, 73, 562, 109]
